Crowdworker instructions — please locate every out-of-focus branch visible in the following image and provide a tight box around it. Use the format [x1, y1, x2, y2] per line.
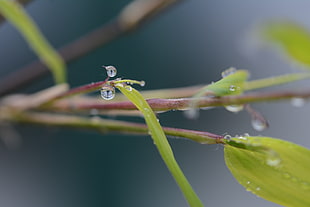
[0, 0, 183, 96]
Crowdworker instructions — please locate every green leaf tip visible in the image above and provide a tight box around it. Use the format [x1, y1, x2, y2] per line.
[224, 136, 310, 207]
[0, 0, 66, 84]
[115, 83, 204, 207]
[261, 21, 310, 67]
[206, 69, 249, 96]
[185, 69, 249, 118]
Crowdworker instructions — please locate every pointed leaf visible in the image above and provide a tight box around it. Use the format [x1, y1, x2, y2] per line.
[262, 22, 310, 67]
[0, 0, 66, 84]
[115, 84, 203, 207]
[204, 69, 249, 96]
[224, 136, 310, 207]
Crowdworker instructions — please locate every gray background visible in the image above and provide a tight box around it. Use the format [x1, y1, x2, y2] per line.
[0, 0, 310, 206]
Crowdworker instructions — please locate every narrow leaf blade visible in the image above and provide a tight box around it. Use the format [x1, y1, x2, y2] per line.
[115, 84, 203, 207]
[0, 0, 66, 84]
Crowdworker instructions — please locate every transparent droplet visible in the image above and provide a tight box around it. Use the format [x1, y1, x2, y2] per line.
[125, 85, 132, 91]
[251, 118, 267, 131]
[246, 181, 251, 185]
[255, 187, 261, 191]
[100, 85, 115, 100]
[140, 81, 145, 87]
[224, 134, 232, 141]
[225, 104, 244, 113]
[221, 67, 237, 78]
[266, 157, 281, 167]
[103, 65, 117, 77]
[291, 97, 305, 107]
[237, 136, 248, 141]
[229, 85, 237, 92]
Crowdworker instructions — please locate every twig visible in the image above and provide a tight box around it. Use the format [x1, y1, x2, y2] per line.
[10, 111, 223, 144]
[0, 0, 184, 96]
[46, 89, 310, 113]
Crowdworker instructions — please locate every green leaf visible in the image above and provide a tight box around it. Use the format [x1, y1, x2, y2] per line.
[115, 83, 204, 207]
[205, 69, 249, 96]
[262, 21, 310, 67]
[224, 136, 310, 207]
[185, 69, 248, 117]
[0, 0, 66, 84]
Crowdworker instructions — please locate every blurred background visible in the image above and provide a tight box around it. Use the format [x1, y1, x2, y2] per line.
[0, 0, 310, 206]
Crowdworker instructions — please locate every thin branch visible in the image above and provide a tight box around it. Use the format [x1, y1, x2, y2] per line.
[0, 0, 184, 96]
[10, 111, 223, 144]
[45, 89, 310, 113]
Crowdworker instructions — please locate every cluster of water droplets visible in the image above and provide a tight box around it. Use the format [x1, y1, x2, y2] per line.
[221, 68, 245, 113]
[100, 65, 145, 100]
[243, 179, 262, 194]
[100, 65, 117, 100]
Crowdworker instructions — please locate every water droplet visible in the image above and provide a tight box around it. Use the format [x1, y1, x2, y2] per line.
[246, 181, 251, 185]
[255, 187, 261, 191]
[291, 97, 305, 107]
[140, 81, 145, 87]
[238, 136, 248, 141]
[225, 104, 244, 113]
[224, 135, 232, 141]
[229, 85, 237, 92]
[251, 118, 267, 131]
[125, 85, 132, 91]
[221, 67, 237, 78]
[103, 65, 117, 77]
[266, 157, 281, 167]
[243, 133, 250, 137]
[100, 85, 115, 100]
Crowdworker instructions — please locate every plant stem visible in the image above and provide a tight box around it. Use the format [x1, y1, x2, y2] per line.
[45, 89, 310, 113]
[9, 111, 223, 144]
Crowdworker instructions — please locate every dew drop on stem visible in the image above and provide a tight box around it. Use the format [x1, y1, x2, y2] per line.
[224, 134, 232, 141]
[100, 85, 115, 100]
[291, 97, 305, 107]
[251, 117, 268, 131]
[225, 104, 244, 113]
[140, 81, 145, 87]
[102, 65, 117, 78]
